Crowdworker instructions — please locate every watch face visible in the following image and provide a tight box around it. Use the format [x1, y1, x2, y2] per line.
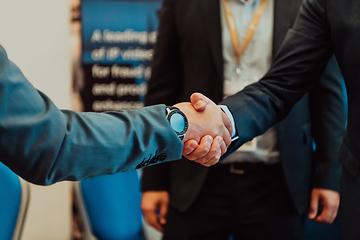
[169, 112, 186, 133]
[167, 107, 188, 140]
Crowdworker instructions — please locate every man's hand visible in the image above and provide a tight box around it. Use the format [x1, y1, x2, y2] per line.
[308, 188, 340, 224]
[141, 191, 169, 232]
[174, 102, 232, 166]
[183, 135, 225, 167]
[190, 92, 217, 111]
[190, 92, 233, 142]
[174, 102, 232, 144]
[182, 92, 233, 166]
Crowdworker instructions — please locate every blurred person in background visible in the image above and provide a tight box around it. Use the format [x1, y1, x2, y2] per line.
[140, 0, 345, 239]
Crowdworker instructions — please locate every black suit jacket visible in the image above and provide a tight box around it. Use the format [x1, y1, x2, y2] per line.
[142, 0, 345, 215]
[216, 1, 358, 237]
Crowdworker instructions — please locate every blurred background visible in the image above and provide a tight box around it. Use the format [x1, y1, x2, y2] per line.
[0, 0, 72, 239]
[0, 1, 344, 240]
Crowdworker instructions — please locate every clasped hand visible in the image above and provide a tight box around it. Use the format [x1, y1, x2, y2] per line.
[141, 94, 232, 232]
[176, 93, 232, 167]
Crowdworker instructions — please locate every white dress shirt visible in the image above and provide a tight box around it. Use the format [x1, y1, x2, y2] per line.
[220, 0, 280, 164]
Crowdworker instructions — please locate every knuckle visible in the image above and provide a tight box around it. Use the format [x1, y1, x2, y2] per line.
[212, 149, 221, 158]
[199, 145, 211, 155]
[202, 152, 216, 163]
[201, 156, 210, 164]
[216, 122, 224, 132]
[216, 148, 222, 155]
[208, 158, 219, 166]
[205, 144, 212, 152]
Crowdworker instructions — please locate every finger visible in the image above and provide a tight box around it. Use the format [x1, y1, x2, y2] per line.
[190, 92, 215, 111]
[143, 210, 163, 232]
[330, 208, 339, 223]
[314, 206, 334, 224]
[159, 200, 168, 225]
[202, 152, 221, 167]
[222, 124, 232, 147]
[331, 203, 340, 223]
[198, 136, 223, 166]
[185, 135, 213, 161]
[314, 201, 339, 224]
[202, 153, 221, 167]
[311, 189, 340, 224]
[201, 145, 222, 166]
[141, 193, 163, 232]
[308, 192, 319, 220]
[182, 139, 198, 156]
[219, 137, 227, 156]
[221, 110, 233, 139]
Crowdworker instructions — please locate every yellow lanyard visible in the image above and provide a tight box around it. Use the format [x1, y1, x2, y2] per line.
[223, 0, 268, 66]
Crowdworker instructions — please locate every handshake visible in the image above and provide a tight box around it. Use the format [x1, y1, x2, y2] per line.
[176, 93, 234, 167]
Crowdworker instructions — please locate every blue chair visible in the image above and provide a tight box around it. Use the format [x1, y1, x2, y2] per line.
[73, 170, 144, 240]
[0, 163, 30, 240]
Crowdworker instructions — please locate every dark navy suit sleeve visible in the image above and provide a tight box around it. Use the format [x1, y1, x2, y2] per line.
[220, 0, 333, 156]
[0, 45, 183, 186]
[309, 56, 345, 191]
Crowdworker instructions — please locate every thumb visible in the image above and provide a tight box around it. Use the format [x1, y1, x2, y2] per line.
[309, 191, 319, 219]
[159, 201, 168, 225]
[183, 139, 198, 155]
[190, 92, 214, 111]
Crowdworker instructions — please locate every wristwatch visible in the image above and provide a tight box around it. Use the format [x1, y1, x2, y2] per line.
[166, 106, 188, 140]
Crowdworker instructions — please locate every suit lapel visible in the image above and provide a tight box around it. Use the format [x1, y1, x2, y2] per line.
[198, 0, 223, 80]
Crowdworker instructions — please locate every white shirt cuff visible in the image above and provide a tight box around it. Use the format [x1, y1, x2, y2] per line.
[218, 105, 238, 141]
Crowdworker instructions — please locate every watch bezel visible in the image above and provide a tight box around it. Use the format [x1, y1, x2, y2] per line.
[166, 107, 188, 139]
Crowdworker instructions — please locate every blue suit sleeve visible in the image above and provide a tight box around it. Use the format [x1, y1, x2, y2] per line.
[0, 45, 183, 186]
